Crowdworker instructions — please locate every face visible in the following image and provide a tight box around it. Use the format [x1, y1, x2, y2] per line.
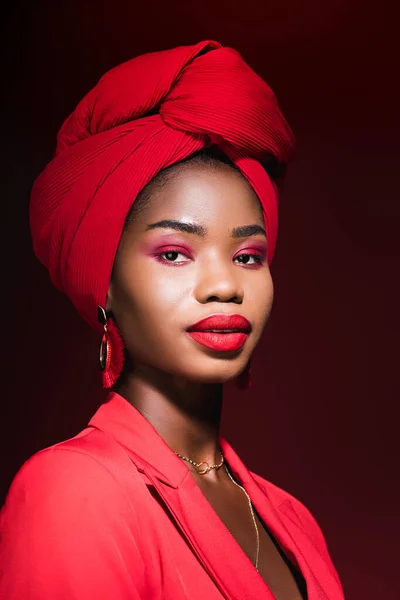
[107, 163, 274, 384]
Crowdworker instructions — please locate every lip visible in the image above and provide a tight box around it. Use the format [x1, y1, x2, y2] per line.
[186, 314, 251, 352]
[187, 314, 251, 333]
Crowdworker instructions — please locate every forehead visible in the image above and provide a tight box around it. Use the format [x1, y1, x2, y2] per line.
[137, 165, 265, 228]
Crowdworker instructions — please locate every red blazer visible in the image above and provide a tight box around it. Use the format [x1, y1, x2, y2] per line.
[0, 392, 344, 599]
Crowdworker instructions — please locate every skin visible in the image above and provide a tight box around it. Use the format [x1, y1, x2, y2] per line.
[107, 161, 273, 473]
[107, 162, 304, 598]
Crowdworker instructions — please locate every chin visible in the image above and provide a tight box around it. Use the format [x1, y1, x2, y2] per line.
[180, 360, 247, 385]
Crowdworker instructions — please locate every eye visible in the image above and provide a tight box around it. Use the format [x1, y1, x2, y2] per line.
[234, 252, 264, 266]
[155, 249, 191, 265]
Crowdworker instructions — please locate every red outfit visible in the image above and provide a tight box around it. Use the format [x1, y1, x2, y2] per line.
[1, 393, 344, 599]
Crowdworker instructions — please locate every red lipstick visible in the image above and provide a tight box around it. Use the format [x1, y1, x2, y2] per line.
[186, 314, 251, 352]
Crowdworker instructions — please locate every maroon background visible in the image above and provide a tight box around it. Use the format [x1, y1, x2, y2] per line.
[1, 1, 399, 598]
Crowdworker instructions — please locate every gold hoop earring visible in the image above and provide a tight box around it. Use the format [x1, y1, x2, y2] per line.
[98, 306, 110, 371]
[97, 305, 125, 388]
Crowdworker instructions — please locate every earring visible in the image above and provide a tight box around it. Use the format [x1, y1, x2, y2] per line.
[236, 360, 252, 390]
[97, 306, 125, 389]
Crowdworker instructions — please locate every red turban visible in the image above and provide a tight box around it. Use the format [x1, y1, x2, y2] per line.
[30, 40, 295, 337]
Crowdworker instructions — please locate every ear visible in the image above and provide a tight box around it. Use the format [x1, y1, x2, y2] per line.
[106, 282, 113, 312]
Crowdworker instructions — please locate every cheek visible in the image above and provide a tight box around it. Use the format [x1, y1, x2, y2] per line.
[114, 259, 191, 339]
[248, 271, 274, 325]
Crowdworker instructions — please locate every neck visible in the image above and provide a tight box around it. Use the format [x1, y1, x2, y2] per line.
[115, 364, 223, 468]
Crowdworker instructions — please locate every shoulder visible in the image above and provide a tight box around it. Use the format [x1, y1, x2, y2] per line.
[0, 430, 147, 597]
[2, 428, 138, 529]
[7, 428, 116, 487]
[250, 471, 330, 557]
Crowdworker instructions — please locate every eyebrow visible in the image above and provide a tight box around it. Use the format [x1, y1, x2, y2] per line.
[146, 220, 206, 236]
[146, 220, 266, 238]
[231, 224, 266, 238]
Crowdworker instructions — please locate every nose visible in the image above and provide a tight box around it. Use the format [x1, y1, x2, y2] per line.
[194, 258, 244, 305]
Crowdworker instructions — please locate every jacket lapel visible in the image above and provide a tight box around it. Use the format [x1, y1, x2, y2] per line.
[141, 464, 275, 600]
[220, 440, 344, 600]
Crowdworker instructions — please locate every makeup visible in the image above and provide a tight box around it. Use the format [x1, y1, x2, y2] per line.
[186, 314, 251, 352]
[233, 243, 267, 267]
[144, 235, 194, 266]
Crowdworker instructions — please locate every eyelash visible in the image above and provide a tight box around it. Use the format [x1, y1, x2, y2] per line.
[154, 248, 265, 267]
[235, 253, 264, 266]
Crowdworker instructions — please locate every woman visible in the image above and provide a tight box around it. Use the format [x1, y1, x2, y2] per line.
[0, 41, 344, 599]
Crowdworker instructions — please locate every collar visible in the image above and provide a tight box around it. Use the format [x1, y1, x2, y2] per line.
[88, 391, 252, 489]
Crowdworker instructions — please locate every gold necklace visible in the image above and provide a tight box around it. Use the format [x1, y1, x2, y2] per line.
[175, 452, 225, 475]
[175, 451, 260, 572]
[225, 465, 260, 572]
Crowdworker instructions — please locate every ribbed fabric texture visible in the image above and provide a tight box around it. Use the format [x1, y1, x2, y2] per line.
[29, 40, 295, 332]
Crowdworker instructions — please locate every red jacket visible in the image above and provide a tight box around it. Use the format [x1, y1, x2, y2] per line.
[0, 392, 344, 599]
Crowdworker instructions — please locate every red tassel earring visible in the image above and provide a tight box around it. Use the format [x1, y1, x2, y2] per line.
[97, 306, 125, 389]
[236, 360, 252, 390]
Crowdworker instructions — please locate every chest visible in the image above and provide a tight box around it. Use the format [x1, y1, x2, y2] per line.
[198, 479, 307, 600]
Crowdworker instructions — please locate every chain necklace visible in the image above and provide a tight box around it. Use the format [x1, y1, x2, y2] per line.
[174, 452, 225, 475]
[224, 465, 260, 572]
[174, 451, 260, 571]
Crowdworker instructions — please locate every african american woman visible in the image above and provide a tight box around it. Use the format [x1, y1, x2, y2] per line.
[0, 41, 344, 600]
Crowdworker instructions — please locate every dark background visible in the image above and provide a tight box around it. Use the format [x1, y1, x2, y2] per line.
[1, 1, 399, 598]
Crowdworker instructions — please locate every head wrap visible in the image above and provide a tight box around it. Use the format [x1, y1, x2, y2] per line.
[30, 40, 295, 339]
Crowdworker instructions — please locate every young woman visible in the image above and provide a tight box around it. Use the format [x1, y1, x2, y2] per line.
[0, 41, 344, 599]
